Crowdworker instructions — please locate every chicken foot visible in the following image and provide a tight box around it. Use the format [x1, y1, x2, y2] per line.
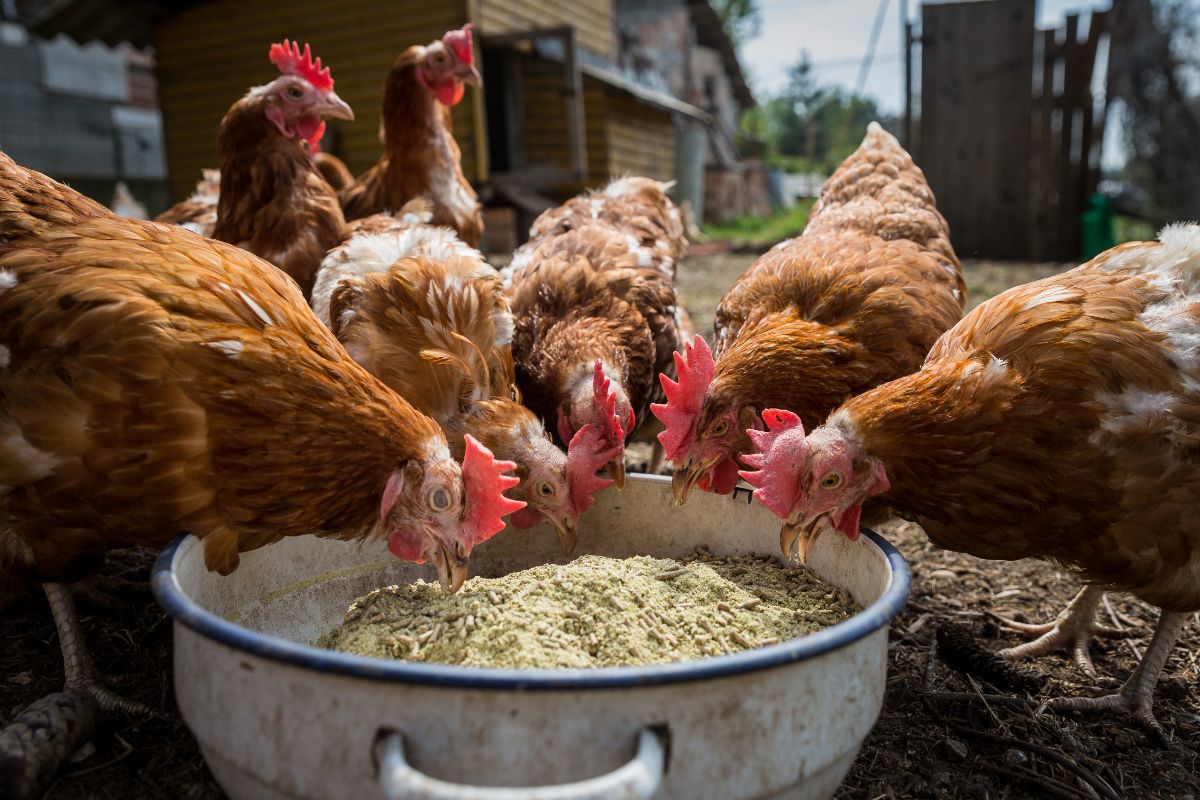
[1050, 609, 1187, 743]
[994, 585, 1128, 678]
[43, 582, 153, 716]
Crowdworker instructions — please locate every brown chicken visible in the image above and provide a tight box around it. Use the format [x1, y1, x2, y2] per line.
[154, 41, 353, 298]
[741, 226, 1200, 737]
[517, 176, 688, 279]
[155, 168, 220, 237]
[654, 123, 964, 503]
[506, 177, 687, 486]
[313, 231, 619, 552]
[339, 25, 483, 247]
[0, 151, 522, 727]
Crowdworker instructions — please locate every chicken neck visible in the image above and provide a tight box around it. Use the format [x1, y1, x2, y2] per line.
[379, 61, 455, 208]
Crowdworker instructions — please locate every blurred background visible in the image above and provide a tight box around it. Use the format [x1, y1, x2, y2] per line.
[0, 0, 1196, 262]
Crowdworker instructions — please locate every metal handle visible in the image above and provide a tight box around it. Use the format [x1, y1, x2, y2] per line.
[376, 727, 666, 800]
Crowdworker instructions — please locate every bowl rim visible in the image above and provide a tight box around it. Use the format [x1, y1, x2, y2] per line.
[152, 484, 911, 691]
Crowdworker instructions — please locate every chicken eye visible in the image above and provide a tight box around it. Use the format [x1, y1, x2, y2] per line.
[709, 420, 729, 438]
[538, 482, 555, 497]
[285, 85, 305, 101]
[821, 473, 843, 490]
[428, 49, 450, 66]
[429, 488, 451, 511]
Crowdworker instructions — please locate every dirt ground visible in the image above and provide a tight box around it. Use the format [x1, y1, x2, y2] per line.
[4, 254, 1198, 799]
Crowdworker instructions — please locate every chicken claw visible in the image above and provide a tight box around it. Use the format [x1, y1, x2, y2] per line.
[1049, 609, 1187, 744]
[993, 585, 1128, 679]
[43, 582, 154, 716]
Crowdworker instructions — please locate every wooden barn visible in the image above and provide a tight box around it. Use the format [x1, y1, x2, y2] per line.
[29, 0, 712, 245]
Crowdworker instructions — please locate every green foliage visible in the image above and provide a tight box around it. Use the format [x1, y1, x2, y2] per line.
[741, 55, 886, 174]
[1114, 214, 1157, 245]
[701, 199, 815, 250]
[711, 0, 762, 47]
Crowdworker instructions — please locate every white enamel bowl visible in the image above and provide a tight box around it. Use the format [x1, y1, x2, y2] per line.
[152, 474, 909, 800]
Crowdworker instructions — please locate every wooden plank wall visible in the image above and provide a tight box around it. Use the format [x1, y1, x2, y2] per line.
[605, 90, 675, 181]
[153, 0, 473, 201]
[1029, 11, 1109, 261]
[919, 0, 1035, 259]
[518, 55, 608, 187]
[477, 0, 613, 59]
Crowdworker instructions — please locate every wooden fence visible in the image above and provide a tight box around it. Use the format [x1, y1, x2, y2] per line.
[913, 0, 1108, 261]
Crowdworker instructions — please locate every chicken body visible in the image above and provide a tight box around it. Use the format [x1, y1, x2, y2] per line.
[339, 26, 483, 247]
[655, 123, 964, 503]
[742, 225, 1200, 735]
[0, 154, 525, 766]
[507, 177, 686, 484]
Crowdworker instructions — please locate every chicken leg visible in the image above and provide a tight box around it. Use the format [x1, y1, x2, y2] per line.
[1050, 608, 1187, 742]
[43, 582, 152, 715]
[994, 585, 1128, 678]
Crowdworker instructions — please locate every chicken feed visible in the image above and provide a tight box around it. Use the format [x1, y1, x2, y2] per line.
[316, 550, 858, 668]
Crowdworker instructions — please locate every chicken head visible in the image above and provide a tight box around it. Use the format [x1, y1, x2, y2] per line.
[263, 40, 354, 147]
[416, 24, 482, 107]
[652, 335, 758, 504]
[558, 360, 630, 489]
[381, 435, 525, 591]
[738, 409, 889, 563]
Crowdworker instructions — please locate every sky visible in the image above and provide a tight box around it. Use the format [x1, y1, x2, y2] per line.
[739, 0, 1114, 114]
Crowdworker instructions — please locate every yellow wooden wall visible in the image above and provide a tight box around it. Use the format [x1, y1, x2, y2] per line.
[604, 90, 675, 182]
[515, 56, 674, 195]
[153, 0, 476, 201]
[476, 0, 613, 59]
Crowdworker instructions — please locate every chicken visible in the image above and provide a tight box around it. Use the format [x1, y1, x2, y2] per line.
[740, 225, 1200, 737]
[506, 177, 687, 487]
[155, 168, 220, 237]
[0, 151, 523, 734]
[154, 41, 354, 298]
[313, 229, 619, 552]
[108, 182, 147, 220]
[653, 123, 964, 504]
[518, 176, 688, 279]
[339, 25, 483, 247]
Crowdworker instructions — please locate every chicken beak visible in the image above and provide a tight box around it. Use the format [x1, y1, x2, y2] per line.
[780, 520, 822, 564]
[546, 515, 579, 558]
[605, 459, 627, 490]
[460, 64, 482, 87]
[319, 90, 355, 122]
[671, 465, 699, 506]
[433, 541, 468, 593]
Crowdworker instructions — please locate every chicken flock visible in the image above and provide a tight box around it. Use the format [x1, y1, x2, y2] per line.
[1, 23, 1197, 792]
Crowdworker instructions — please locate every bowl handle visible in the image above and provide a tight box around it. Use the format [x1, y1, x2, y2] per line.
[375, 726, 667, 800]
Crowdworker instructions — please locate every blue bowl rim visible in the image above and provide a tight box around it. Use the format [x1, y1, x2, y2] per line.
[152, 516, 911, 691]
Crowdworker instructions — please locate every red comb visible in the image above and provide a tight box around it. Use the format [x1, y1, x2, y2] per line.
[737, 409, 806, 519]
[566, 424, 622, 514]
[651, 335, 715, 461]
[269, 40, 334, 91]
[443, 23, 475, 65]
[461, 434, 525, 546]
[592, 361, 625, 447]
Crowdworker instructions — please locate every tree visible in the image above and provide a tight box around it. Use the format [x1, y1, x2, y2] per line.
[745, 54, 885, 173]
[1107, 0, 1200, 225]
[712, 0, 761, 48]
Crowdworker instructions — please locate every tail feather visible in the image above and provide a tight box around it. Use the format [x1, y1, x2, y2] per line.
[0, 151, 109, 242]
